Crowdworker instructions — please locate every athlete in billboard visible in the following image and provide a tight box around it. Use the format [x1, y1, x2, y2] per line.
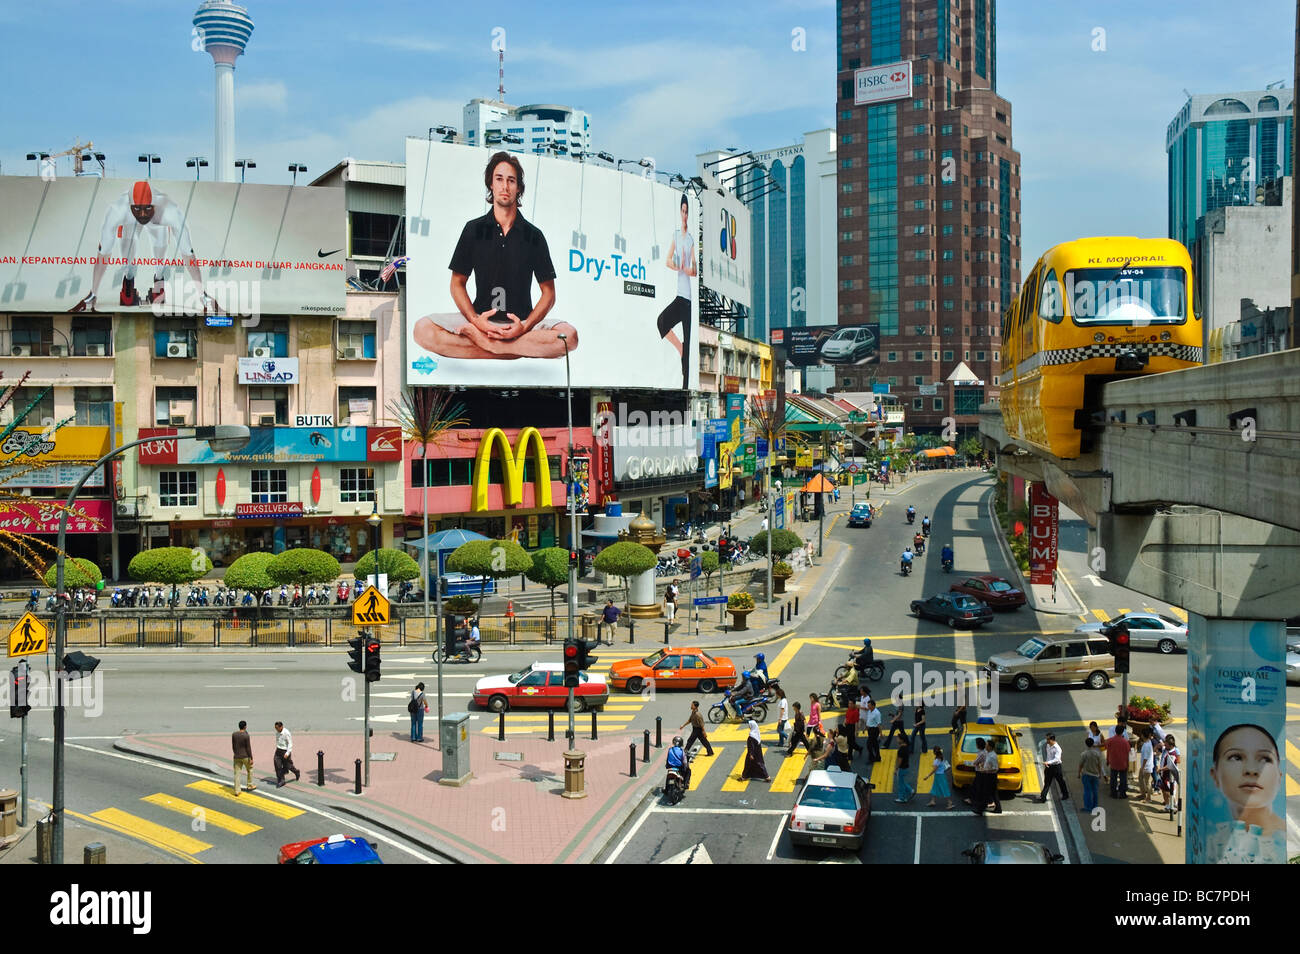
[68, 180, 222, 313]
[656, 192, 696, 390]
[413, 152, 575, 360]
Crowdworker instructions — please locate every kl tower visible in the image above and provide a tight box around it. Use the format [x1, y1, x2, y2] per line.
[192, 0, 254, 183]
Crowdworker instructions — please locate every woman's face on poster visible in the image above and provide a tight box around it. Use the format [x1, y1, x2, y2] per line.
[1211, 726, 1280, 813]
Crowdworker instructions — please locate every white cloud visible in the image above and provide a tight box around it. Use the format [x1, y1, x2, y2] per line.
[238, 80, 288, 112]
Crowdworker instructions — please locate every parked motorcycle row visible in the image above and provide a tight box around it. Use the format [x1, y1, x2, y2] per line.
[17, 577, 425, 613]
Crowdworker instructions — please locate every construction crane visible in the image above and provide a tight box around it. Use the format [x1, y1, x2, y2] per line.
[26, 140, 106, 178]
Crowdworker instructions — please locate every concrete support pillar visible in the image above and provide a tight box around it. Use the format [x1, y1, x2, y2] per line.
[1184, 614, 1289, 864]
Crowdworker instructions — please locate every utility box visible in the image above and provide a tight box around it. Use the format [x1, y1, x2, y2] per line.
[0, 790, 16, 838]
[84, 842, 106, 864]
[438, 712, 473, 787]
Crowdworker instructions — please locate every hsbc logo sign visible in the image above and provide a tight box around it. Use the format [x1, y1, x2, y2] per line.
[854, 60, 913, 106]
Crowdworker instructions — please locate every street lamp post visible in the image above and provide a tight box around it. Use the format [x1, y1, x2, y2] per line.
[558, 333, 578, 746]
[362, 502, 382, 786]
[52, 425, 249, 864]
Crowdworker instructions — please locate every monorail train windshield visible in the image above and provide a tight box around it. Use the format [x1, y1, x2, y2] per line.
[1053, 266, 1188, 325]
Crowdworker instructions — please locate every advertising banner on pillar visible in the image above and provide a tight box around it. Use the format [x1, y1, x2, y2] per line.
[1028, 484, 1059, 585]
[569, 457, 590, 512]
[702, 434, 717, 489]
[1186, 615, 1289, 864]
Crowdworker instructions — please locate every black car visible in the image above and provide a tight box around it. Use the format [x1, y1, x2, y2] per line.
[910, 592, 994, 629]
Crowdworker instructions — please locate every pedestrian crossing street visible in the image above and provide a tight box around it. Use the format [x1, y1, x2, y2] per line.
[79, 779, 305, 861]
[1083, 606, 1187, 624]
[681, 720, 1045, 798]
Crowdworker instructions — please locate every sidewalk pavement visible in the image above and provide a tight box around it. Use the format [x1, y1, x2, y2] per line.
[984, 491, 1084, 618]
[1, 807, 181, 865]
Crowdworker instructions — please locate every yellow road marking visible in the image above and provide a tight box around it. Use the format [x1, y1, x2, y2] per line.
[1285, 741, 1300, 797]
[185, 780, 304, 819]
[1021, 747, 1042, 794]
[67, 809, 202, 864]
[1091, 609, 1111, 623]
[771, 751, 806, 793]
[1129, 681, 1186, 694]
[914, 752, 935, 794]
[90, 807, 212, 855]
[720, 749, 752, 791]
[1169, 607, 1188, 621]
[1117, 608, 1130, 616]
[870, 749, 897, 791]
[482, 713, 636, 721]
[688, 746, 726, 791]
[142, 793, 262, 836]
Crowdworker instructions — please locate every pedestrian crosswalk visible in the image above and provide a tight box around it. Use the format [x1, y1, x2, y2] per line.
[83, 780, 306, 861]
[476, 658, 652, 735]
[679, 723, 1045, 799]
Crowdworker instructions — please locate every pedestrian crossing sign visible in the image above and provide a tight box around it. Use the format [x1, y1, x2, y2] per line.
[8, 612, 48, 657]
[352, 586, 390, 625]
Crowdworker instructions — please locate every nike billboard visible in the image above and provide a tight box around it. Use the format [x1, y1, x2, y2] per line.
[0, 175, 345, 316]
[404, 139, 698, 390]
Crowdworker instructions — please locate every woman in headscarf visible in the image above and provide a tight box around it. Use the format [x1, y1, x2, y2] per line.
[741, 719, 771, 782]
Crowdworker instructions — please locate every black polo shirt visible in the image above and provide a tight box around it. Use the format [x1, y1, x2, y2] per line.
[449, 210, 556, 319]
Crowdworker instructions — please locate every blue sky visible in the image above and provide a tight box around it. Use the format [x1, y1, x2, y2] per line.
[0, 0, 1292, 259]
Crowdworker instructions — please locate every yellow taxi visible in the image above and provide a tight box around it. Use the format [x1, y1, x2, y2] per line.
[951, 718, 1025, 796]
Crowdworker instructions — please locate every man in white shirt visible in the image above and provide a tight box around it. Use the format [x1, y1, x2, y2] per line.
[1138, 731, 1156, 802]
[274, 720, 301, 788]
[1034, 732, 1069, 803]
[863, 699, 883, 762]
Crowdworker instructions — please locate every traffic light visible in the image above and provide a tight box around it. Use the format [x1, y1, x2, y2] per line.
[568, 549, 580, 570]
[563, 636, 580, 688]
[578, 550, 591, 578]
[1111, 625, 1131, 675]
[347, 636, 366, 674]
[576, 638, 598, 673]
[9, 665, 30, 719]
[363, 633, 382, 683]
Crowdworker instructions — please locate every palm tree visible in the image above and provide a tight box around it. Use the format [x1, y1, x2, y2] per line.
[388, 387, 467, 720]
[747, 392, 792, 607]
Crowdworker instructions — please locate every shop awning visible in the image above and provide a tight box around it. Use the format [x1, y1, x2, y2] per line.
[403, 528, 490, 552]
[918, 446, 956, 458]
[802, 474, 837, 493]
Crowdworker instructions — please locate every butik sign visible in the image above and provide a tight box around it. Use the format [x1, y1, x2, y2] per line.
[854, 60, 913, 106]
[404, 140, 698, 391]
[237, 357, 299, 385]
[0, 176, 345, 315]
[1028, 484, 1059, 585]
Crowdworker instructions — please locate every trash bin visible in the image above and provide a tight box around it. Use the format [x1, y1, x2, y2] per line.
[580, 613, 596, 642]
[0, 790, 16, 838]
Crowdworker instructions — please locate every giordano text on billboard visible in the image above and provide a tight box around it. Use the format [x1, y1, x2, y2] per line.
[404, 140, 699, 391]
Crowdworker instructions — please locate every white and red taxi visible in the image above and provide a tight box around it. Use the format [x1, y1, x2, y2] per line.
[473, 662, 609, 713]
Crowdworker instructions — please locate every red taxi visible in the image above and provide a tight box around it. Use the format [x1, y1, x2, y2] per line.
[472, 662, 609, 713]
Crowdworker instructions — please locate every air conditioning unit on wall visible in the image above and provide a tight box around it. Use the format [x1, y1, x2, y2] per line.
[10, 345, 31, 357]
[257, 414, 276, 427]
[166, 342, 189, 358]
[86, 344, 107, 356]
[251, 347, 272, 359]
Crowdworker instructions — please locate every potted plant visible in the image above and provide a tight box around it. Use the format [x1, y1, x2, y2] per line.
[772, 560, 793, 594]
[1124, 695, 1173, 732]
[727, 591, 755, 631]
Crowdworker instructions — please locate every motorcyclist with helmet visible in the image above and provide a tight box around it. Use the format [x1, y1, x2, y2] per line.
[666, 735, 691, 790]
[922, 515, 931, 536]
[913, 530, 926, 555]
[906, 505, 916, 524]
[729, 670, 756, 718]
[940, 542, 955, 570]
[900, 546, 914, 575]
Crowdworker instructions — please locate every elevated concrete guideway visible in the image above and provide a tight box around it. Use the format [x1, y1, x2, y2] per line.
[979, 348, 1300, 618]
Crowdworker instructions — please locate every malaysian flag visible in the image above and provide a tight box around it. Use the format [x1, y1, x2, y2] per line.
[379, 256, 409, 282]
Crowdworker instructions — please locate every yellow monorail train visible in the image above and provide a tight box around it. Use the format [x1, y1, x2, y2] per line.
[1000, 237, 1202, 459]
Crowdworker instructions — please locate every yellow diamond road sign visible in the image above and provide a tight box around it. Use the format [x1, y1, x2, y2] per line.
[8, 612, 48, 657]
[352, 586, 390, 625]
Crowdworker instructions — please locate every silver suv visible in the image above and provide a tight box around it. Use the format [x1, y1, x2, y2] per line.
[987, 634, 1115, 692]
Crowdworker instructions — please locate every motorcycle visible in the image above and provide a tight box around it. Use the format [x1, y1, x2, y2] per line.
[336, 581, 351, 604]
[942, 557, 954, 573]
[26, 589, 40, 612]
[261, 590, 274, 607]
[900, 559, 912, 577]
[277, 585, 289, 606]
[109, 588, 123, 609]
[906, 510, 915, 525]
[706, 689, 768, 725]
[913, 537, 926, 556]
[922, 522, 931, 537]
[290, 586, 303, 609]
[45, 593, 57, 612]
[185, 587, 198, 607]
[432, 640, 482, 664]
[242, 590, 255, 607]
[663, 765, 687, 806]
[833, 653, 885, 684]
[156, 586, 168, 608]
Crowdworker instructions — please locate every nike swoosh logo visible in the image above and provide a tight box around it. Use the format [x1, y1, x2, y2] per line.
[318, 248, 342, 258]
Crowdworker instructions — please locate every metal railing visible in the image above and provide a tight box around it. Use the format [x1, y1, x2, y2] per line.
[16, 611, 569, 647]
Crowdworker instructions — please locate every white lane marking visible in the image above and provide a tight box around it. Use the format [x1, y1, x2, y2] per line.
[62, 742, 443, 864]
[222, 667, 279, 671]
[1045, 796, 1073, 864]
[183, 706, 251, 710]
[604, 793, 659, 864]
[765, 814, 788, 861]
[644, 807, 791, 815]
[203, 685, 265, 689]
[913, 816, 922, 864]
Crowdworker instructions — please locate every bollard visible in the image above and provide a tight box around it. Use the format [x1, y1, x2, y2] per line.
[548, 709, 555, 742]
[628, 618, 635, 644]
[354, 758, 362, 795]
[317, 750, 325, 787]
[663, 622, 670, 645]
[786, 600, 792, 620]
[779, 605, 785, 625]
[629, 743, 637, 777]
[590, 710, 598, 741]
[643, 729, 651, 763]
[795, 596, 800, 616]
[498, 710, 506, 742]
[36, 816, 52, 864]
[656, 716, 662, 748]
[84, 842, 106, 864]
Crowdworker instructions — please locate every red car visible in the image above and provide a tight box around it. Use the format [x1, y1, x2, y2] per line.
[278, 834, 382, 864]
[949, 575, 1026, 610]
[472, 662, 609, 713]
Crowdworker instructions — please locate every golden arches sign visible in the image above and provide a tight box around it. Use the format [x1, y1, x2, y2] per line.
[472, 427, 553, 512]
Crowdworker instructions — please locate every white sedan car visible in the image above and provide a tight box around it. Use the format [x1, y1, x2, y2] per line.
[1075, 612, 1188, 654]
[786, 768, 873, 851]
[1286, 641, 1299, 686]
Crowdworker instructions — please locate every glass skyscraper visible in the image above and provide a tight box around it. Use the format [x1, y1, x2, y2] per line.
[1166, 89, 1295, 251]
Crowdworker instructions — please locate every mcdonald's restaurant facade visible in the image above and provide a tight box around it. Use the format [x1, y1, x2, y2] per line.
[404, 424, 597, 552]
